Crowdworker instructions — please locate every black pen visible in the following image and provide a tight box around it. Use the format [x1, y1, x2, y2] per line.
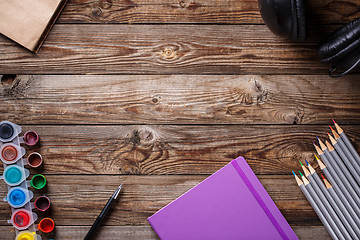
[84, 183, 123, 240]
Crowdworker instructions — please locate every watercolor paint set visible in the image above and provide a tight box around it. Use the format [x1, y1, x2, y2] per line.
[0, 121, 54, 240]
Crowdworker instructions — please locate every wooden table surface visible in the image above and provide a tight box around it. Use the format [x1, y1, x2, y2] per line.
[1, 0, 360, 239]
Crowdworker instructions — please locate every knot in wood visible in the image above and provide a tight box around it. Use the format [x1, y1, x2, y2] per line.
[1, 74, 16, 85]
[152, 97, 160, 104]
[162, 48, 176, 59]
[1, 75, 35, 99]
[99, 0, 113, 9]
[128, 127, 158, 147]
[179, 1, 186, 8]
[92, 7, 102, 17]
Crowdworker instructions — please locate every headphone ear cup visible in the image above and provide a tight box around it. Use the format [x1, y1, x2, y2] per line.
[290, 0, 298, 41]
[258, 0, 294, 40]
[294, 0, 306, 41]
[318, 17, 360, 63]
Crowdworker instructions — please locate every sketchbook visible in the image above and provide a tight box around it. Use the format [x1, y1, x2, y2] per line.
[0, 0, 68, 52]
[148, 157, 298, 240]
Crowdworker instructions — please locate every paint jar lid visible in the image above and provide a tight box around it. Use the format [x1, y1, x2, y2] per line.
[2, 164, 29, 186]
[27, 152, 43, 168]
[30, 174, 47, 189]
[2, 145, 17, 161]
[34, 195, 51, 212]
[0, 123, 13, 140]
[9, 209, 36, 230]
[0, 143, 24, 164]
[5, 186, 33, 208]
[15, 231, 40, 240]
[38, 218, 55, 233]
[0, 121, 22, 142]
[23, 131, 39, 146]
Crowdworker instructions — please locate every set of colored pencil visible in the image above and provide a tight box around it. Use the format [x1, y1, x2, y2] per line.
[293, 120, 360, 240]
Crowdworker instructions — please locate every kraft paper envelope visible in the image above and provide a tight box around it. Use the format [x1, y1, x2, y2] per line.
[0, 0, 67, 52]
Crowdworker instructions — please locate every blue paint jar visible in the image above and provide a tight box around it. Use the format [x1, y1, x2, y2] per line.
[5, 187, 33, 208]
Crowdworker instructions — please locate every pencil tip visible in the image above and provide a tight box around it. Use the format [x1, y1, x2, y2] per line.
[332, 119, 336, 124]
[321, 174, 325, 180]
[299, 170, 303, 177]
[292, 171, 296, 176]
[316, 136, 319, 141]
[314, 154, 319, 160]
[299, 160, 303, 166]
[305, 159, 309, 166]
[329, 125, 334, 131]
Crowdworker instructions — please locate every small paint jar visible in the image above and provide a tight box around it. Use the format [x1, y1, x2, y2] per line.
[30, 174, 47, 189]
[27, 152, 43, 168]
[0, 143, 25, 164]
[34, 195, 51, 212]
[8, 209, 37, 230]
[4, 186, 33, 208]
[0, 121, 22, 142]
[15, 231, 42, 240]
[1, 164, 29, 186]
[23, 131, 39, 146]
[38, 218, 55, 233]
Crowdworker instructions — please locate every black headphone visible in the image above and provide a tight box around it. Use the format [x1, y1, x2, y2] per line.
[258, 0, 360, 77]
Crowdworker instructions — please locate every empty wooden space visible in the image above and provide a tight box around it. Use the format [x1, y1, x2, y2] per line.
[0, 0, 359, 239]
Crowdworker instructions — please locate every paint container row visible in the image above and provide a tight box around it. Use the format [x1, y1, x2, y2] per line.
[8, 196, 55, 240]
[5, 188, 51, 213]
[0, 121, 54, 240]
[1, 165, 46, 186]
[9, 206, 54, 231]
[0, 121, 39, 146]
[1, 144, 43, 167]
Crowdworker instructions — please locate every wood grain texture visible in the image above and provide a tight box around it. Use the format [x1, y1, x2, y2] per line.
[0, 226, 330, 240]
[1, 75, 360, 125]
[0, 1, 358, 239]
[0, 175, 323, 226]
[2, 125, 358, 175]
[0, 24, 350, 75]
[58, 0, 360, 24]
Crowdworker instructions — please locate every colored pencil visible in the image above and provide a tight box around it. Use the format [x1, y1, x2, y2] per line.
[315, 140, 360, 208]
[299, 171, 346, 240]
[317, 137, 327, 152]
[316, 155, 360, 225]
[303, 161, 360, 238]
[321, 174, 360, 234]
[293, 171, 339, 240]
[333, 119, 360, 164]
[331, 122, 360, 172]
[328, 132, 360, 186]
[325, 140, 360, 198]
[315, 154, 360, 218]
[299, 161, 358, 239]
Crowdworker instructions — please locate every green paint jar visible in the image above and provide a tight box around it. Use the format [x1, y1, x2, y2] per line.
[30, 174, 46, 189]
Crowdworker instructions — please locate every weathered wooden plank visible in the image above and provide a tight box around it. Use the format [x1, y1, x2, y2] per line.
[59, 0, 360, 25]
[1, 75, 359, 124]
[0, 175, 323, 226]
[0, 225, 330, 240]
[0, 24, 348, 74]
[293, 226, 331, 240]
[2, 125, 359, 175]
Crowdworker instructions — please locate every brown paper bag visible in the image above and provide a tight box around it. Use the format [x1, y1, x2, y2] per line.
[0, 0, 67, 52]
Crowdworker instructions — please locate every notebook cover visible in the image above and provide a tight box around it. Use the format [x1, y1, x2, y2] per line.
[0, 0, 68, 52]
[148, 156, 298, 240]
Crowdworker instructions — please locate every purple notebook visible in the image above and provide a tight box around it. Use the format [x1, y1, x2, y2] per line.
[148, 157, 298, 240]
